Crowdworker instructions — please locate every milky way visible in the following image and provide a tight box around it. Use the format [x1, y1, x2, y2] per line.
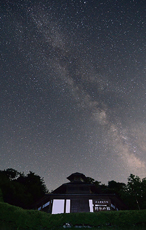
[1, 0, 146, 190]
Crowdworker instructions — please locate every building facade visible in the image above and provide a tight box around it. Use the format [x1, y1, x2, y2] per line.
[35, 172, 127, 214]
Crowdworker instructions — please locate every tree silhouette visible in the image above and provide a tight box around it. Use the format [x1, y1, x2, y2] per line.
[0, 169, 48, 208]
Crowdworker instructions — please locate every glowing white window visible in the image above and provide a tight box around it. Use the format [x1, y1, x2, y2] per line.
[89, 200, 93, 212]
[38, 201, 50, 210]
[52, 199, 65, 214]
[66, 199, 70, 213]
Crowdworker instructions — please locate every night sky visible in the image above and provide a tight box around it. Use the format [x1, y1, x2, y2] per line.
[1, 0, 146, 190]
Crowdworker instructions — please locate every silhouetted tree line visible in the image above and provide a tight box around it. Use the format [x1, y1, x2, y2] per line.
[1, 168, 146, 210]
[0, 168, 48, 209]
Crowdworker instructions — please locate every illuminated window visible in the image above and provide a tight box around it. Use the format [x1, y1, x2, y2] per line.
[52, 199, 64, 214]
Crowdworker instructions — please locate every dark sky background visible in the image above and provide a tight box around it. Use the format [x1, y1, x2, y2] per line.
[1, 0, 146, 190]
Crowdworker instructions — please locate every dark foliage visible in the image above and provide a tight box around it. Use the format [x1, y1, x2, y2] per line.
[120, 174, 146, 210]
[0, 168, 48, 209]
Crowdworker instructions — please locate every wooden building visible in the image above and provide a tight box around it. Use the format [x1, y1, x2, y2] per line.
[35, 172, 127, 214]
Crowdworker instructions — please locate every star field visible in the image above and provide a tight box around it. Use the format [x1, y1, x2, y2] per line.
[1, 0, 146, 190]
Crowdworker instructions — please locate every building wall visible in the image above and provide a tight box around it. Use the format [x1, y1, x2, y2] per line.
[38, 198, 117, 214]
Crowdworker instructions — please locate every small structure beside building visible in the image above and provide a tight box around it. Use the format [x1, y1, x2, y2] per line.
[34, 172, 127, 214]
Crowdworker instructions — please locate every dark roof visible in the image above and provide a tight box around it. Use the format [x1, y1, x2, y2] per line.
[67, 172, 86, 182]
[52, 182, 100, 194]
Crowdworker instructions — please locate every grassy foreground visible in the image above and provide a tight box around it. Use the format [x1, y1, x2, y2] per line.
[0, 202, 146, 230]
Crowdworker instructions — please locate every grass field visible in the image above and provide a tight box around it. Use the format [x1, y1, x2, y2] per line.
[0, 202, 146, 230]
